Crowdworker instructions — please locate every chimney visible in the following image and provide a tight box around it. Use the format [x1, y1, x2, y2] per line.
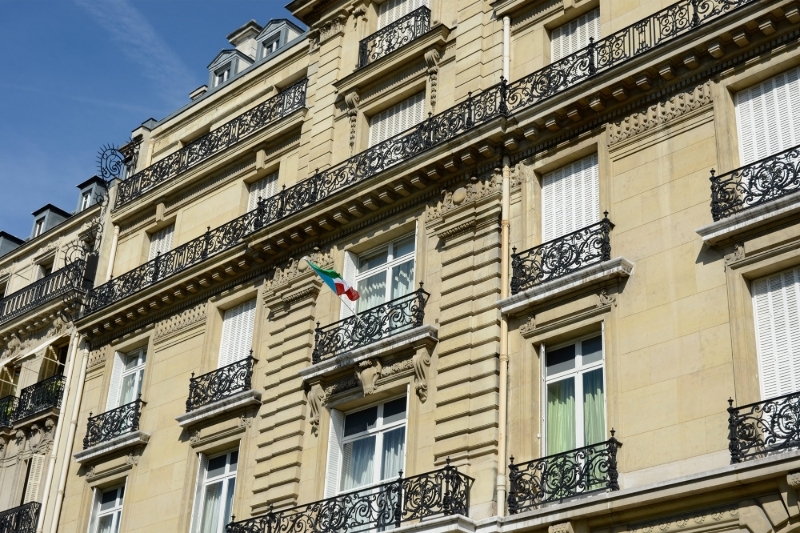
[227, 20, 263, 60]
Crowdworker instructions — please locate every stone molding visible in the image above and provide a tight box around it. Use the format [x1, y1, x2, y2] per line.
[175, 389, 262, 428]
[153, 302, 207, 344]
[0, 315, 70, 361]
[86, 451, 140, 482]
[627, 505, 739, 533]
[520, 289, 616, 339]
[696, 190, 800, 246]
[427, 172, 502, 224]
[425, 49, 441, 113]
[73, 430, 150, 464]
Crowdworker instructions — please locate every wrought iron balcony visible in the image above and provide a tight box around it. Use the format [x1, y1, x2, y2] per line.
[85, 0, 758, 316]
[507, 434, 622, 513]
[358, 6, 431, 68]
[0, 502, 40, 533]
[0, 259, 87, 325]
[710, 144, 800, 221]
[510, 217, 613, 295]
[313, 287, 429, 364]
[728, 393, 800, 463]
[0, 395, 17, 428]
[186, 355, 257, 412]
[114, 79, 308, 208]
[227, 461, 472, 533]
[83, 397, 145, 449]
[14, 374, 65, 421]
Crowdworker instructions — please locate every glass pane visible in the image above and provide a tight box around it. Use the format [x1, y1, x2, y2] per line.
[207, 456, 227, 479]
[229, 451, 238, 472]
[546, 345, 576, 376]
[390, 260, 414, 300]
[393, 236, 415, 258]
[583, 369, 606, 446]
[344, 406, 378, 436]
[380, 427, 406, 480]
[200, 482, 222, 533]
[359, 248, 388, 271]
[97, 515, 114, 533]
[582, 336, 603, 365]
[119, 374, 136, 406]
[357, 272, 387, 312]
[341, 436, 376, 491]
[123, 353, 139, 371]
[223, 478, 236, 528]
[100, 489, 119, 511]
[547, 377, 576, 455]
[383, 398, 406, 425]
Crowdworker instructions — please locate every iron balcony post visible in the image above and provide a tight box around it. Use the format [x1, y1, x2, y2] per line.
[465, 91, 474, 129]
[312, 322, 322, 364]
[507, 456, 518, 515]
[394, 471, 403, 529]
[690, 0, 700, 27]
[202, 227, 211, 259]
[607, 429, 620, 491]
[153, 252, 161, 284]
[442, 457, 454, 515]
[244, 351, 254, 390]
[709, 169, 722, 222]
[587, 37, 596, 76]
[498, 78, 508, 116]
[601, 211, 613, 262]
[415, 283, 426, 327]
[727, 397, 741, 463]
[358, 40, 368, 68]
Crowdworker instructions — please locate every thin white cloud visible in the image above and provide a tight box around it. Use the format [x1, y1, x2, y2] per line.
[74, 0, 195, 107]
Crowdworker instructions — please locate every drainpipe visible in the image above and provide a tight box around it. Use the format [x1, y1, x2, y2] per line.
[105, 224, 120, 282]
[48, 337, 89, 533]
[36, 332, 81, 533]
[496, 15, 512, 519]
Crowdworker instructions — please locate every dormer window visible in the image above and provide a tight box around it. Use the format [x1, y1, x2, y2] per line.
[214, 67, 231, 87]
[262, 38, 279, 58]
[80, 191, 92, 211]
[34, 218, 45, 237]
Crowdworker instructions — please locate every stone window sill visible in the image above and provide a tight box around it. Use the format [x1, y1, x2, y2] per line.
[696, 190, 800, 246]
[175, 389, 262, 428]
[74, 431, 150, 464]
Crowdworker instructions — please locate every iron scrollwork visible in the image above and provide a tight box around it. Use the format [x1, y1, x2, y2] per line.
[226, 460, 472, 533]
[728, 393, 800, 463]
[97, 138, 140, 183]
[358, 6, 431, 68]
[115, 80, 308, 207]
[507, 434, 622, 513]
[0, 502, 41, 533]
[0, 396, 18, 428]
[0, 259, 88, 325]
[83, 397, 145, 449]
[710, 144, 800, 221]
[14, 374, 65, 421]
[510, 217, 613, 295]
[313, 287, 429, 364]
[186, 355, 257, 412]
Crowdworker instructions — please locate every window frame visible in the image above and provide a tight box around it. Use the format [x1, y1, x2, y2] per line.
[354, 234, 416, 312]
[33, 218, 45, 237]
[214, 66, 231, 87]
[89, 485, 125, 533]
[262, 38, 279, 58]
[110, 347, 147, 409]
[194, 450, 239, 533]
[80, 191, 92, 211]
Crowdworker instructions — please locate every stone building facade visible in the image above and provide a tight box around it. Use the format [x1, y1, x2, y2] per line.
[17, 1, 800, 533]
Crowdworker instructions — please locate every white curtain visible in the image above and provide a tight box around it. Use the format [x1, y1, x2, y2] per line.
[119, 374, 136, 406]
[97, 515, 113, 533]
[341, 437, 376, 491]
[390, 261, 414, 300]
[200, 482, 222, 533]
[547, 378, 576, 455]
[357, 273, 386, 313]
[380, 427, 405, 480]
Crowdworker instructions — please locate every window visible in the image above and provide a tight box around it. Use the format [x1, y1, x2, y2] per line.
[37, 260, 54, 280]
[190, 451, 238, 533]
[89, 486, 125, 533]
[148, 224, 174, 261]
[369, 92, 425, 147]
[736, 66, 800, 166]
[247, 172, 279, 212]
[262, 39, 279, 58]
[106, 348, 146, 411]
[541, 154, 599, 242]
[551, 8, 600, 62]
[218, 299, 257, 368]
[80, 191, 92, 211]
[545, 335, 605, 455]
[22, 454, 45, 504]
[349, 235, 415, 314]
[326, 397, 407, 497]
[377, 0, 428, 28]
[33, 218, 45, 237]
[752, 266, 800, 400]
[214, 67, 231, 87]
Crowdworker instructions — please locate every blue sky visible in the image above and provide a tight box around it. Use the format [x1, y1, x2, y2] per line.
[0, 0, 301, 238]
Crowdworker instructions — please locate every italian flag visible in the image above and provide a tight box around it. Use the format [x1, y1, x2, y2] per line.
[306, 259, 360, 301]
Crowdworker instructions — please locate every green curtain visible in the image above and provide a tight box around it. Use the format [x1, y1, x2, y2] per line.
[582, 369, 605, 446]
[547, 378, 575, 455]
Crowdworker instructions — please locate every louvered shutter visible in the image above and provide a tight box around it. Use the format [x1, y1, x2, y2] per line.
[87, 488, 102, 533]
[105, 351, 125, 410]
[340, 252, 357, 320]
[148, 225, 174, 261]
[369, 92, 425, 147]
[542, 154, 599, 242]
[753, 267, 800, 400]
[551, 8, 600, 62]
[218, 299, 257, 368]
[377, 0, 428, 28]
[324, 409, 345, 497]
[736, 66, 800, 166]
[189, 454, 209, 533]
[23, 454, 45, 503]
[247, 172, 279, 212]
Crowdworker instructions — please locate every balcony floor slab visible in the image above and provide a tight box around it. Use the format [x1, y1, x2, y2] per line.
[175, 389, 262, 428]
[74, 430, 150, 464]
[696, 190, 800, 246]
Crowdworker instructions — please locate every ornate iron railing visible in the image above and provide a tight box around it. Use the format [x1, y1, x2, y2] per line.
[313, 287, 429, 364]
[227, 461, 472, 533]
[511, 217, 613, 295]
[0, 395, 17, 428]
[710, 144, 800, 221]
[0, 259, 87, 325]
[114, 79, 308, 207]
[186, 355, 257, 412]
[507, 434, 622, 513]
[728, 393, 800, 463]
[0, 502, 40, 533]
[83, 397, 145, 449]
[86, 0, 759, 315]
[358, 6, 431, 68]
[14, 375, 65, 421]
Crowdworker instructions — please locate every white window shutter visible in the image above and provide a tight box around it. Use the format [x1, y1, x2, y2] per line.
[369, 92, 425, 147]
[542, 154, 599, 242]
[189, 454, 209, 533]
[218, 299, 257, 368]
[551, 8, 600, 62]
[87, 488, 102, 533]
[248, 172, 279, 212]
[324, 409, 345, 497]
[148, 225, 175, 261]
[340, 252, 357, 320]
[23, 454, 45, 503]
[105, 351, 125, 411]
